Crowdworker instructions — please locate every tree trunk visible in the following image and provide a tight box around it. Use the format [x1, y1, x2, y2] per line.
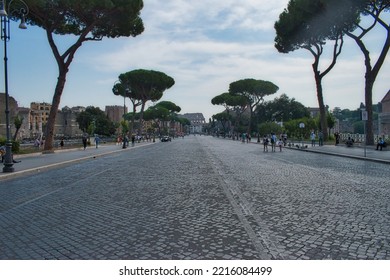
[43, 69, 67, 152]
[247, 106, 253, 135]
[42, 24, 87, 152]
[138, 102, 146, 135]
[309, 37, 343, 142]
[130, 103, 137, 136]
[346, 21, 389, 145]
[313, 69, 328, 141]
[354, 40, 376, 145]
[12, 128, 19, 142]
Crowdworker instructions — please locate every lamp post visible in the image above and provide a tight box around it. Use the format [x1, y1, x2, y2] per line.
[122, 88, 128, 149]
[361, 107, 368, 158]
[1, 0, 28, 172]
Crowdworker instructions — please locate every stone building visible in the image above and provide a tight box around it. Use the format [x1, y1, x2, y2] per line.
[379, 90, 390, 136]
[16, 107, 31, 139]
[308, 107, 320, 118]
[180, 113, 206, 134]
[55, 106, 85, 138]
[105, 105, 127, 124]
[0, 93, 18, 139]
[0, 98, 86, 140]
[29, 102, 51, 138]
[1, 94, 204, 140]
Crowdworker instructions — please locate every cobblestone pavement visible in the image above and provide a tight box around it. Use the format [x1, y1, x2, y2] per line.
[0, 136, 389, 260]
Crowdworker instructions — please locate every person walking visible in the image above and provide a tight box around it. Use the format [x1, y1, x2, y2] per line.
[263, 135, 269, 152]
[318, 131, 324, 146]
[131, 135, 135, 147]
[82, 134, 88, 150]
[334, 132, 340, 145]
[277, 138, 283, 152]
[270, 133, 277, 152]
[94, 135, 100, 149]
[310, 131, 316, 147]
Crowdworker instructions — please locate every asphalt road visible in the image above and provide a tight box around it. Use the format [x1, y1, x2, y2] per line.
[0, 135, 389, 260]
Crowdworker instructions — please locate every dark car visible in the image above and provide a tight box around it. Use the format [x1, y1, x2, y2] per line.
[161, 136, 171, 142]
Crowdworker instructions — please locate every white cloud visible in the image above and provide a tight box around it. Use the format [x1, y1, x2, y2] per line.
[5, 0, 388, 125]
[143, 0, 289, 32]
[77, 0, 389, 120]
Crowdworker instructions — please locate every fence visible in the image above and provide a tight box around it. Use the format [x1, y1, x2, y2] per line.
[340, 133, 389, 143]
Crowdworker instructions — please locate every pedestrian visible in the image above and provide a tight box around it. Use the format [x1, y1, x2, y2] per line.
[334, 132, 340, 145]
[82, 134, 88, 150]
[376, 137, 386, 151]
[270, 133, 277, 152]
[263, 135, 269, 152]
[94, 135, 100, 149]
[242, 133, 246, 143]
[123, 135, 129, 148]
[282, 132, 288, 146]
[60, 138, 64, 148]
[34, 138, 40, 149]
[318, 131, 323, 146]
[310, 131, 316, 147]
[0, 145, 5, 162]
[131, 135, 135, 147]
[277, 138, 283, 152]
[346, 136, 354, 147]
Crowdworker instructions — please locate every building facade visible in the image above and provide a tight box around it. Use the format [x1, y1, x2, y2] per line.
[307, 107, 320, 118]
[0, 99, 86, 140]
[105, 105, 127, 124]
[180, 113, 206, 134]
[55, 106, 85, 138]
[0, 93, 18, 138]
[379, 90, 390, 136]
[1, 94, 206, 140]
[29, 102, 51, 139]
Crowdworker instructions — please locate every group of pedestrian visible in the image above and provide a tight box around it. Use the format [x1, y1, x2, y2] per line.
[241, 133, 251, 143]
[80, 133, 96, 150]
[310, 130, 324, 146]
[262, 133, 283, 152]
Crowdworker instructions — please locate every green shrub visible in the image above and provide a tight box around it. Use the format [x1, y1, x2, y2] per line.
[0, 138, 20, 153]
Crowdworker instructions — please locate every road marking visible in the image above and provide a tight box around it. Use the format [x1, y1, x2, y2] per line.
[202, 143, 289, 259]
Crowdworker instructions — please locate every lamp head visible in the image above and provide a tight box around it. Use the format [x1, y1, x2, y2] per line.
[0, 0, 6, 17]
[19, 15, 27, 29]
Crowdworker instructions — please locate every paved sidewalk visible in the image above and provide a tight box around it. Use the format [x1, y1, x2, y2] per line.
[0, 142, 155, 180]
[287, 142, 390, 164]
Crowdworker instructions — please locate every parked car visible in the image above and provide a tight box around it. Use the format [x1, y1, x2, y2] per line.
[161, 135, 171, 142]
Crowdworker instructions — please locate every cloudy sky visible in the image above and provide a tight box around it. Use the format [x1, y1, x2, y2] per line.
[3, 0, 389, 120]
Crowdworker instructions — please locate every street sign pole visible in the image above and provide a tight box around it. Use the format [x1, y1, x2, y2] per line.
[361, 109, 368, 158]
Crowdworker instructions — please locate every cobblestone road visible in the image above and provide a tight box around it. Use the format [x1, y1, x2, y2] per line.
[0, 136, 389, 260]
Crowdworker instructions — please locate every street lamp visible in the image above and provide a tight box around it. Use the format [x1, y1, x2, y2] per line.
[361, 106, 368, 157]
[1, 0, 29, 173]
[122, 87, 129, 148]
